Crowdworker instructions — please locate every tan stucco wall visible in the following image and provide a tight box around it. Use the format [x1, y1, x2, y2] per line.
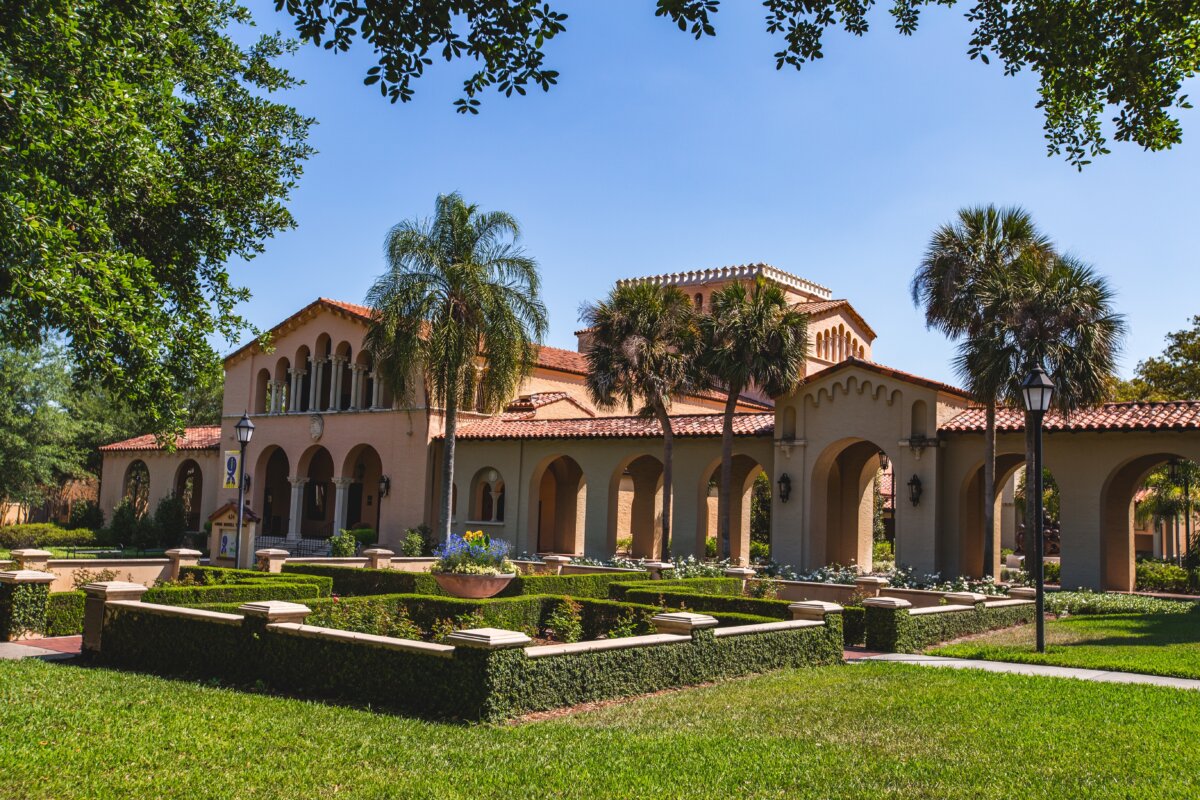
[98, 450, 220, 528]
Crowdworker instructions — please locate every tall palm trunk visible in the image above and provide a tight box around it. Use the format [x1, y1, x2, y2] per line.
[655, 402, 674, 562]
[982, 401, 996, 579]
[440, 388, 458, 541]
[717, 389, 740, 561]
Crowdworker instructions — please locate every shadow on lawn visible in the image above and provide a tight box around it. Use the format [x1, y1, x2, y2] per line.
[1058, 613, 1200, 649]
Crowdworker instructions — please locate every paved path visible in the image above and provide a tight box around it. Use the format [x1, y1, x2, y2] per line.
[859, 652, 1200, 691]
[0, 636, 81, 662]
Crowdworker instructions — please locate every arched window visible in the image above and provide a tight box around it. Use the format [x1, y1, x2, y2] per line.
[911, 400, 928, 439]
[123, 460, 150, 516]
[470, 468, 506, 522]
[694, 293, 703, 311]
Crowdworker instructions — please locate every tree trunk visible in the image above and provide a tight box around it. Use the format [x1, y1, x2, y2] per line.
[717, 388, 740, 561]
[982, 401, 997, 580]
[440, 389, 458, 542]
[655, 402, 674, 563]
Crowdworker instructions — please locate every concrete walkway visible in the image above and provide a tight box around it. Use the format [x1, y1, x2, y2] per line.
[0, 636, 81, 662]
[859, 652, 1200, 691]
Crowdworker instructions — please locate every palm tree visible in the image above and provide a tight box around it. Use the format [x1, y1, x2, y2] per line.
[962, 252, 1126, 548]
[364, 193, 548, 541]
[911, 206, 1054, 578]
[698, 277, 808, 561]
[581, 282, 698, 561]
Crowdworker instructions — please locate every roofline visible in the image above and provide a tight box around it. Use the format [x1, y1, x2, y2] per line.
[940, 400, 1200, 434]
[223, 298, 374, 367]
[802, 299, 877, 341]
[440, 411, 776, 441]
[802, 357, 972, 400]
[616, 263, 833, 300]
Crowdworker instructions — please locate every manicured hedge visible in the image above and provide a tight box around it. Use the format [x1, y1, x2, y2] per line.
[0, 523, 97, 550]
[619, 587, 792, 619]
[144, 582, 326, 606]
[94, 602, 843, 720]
[180, 566, 332, 595]
[0, 582, 50, 640]
[498, 572, 653, 599]
[865, 601, 1038, 653]
[46, 591, 85, 637]
[607, 577, 742, 599]
[842, 606, 865, 646]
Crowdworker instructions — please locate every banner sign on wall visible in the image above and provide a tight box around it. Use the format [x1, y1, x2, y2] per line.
[223, 450, 241, 490]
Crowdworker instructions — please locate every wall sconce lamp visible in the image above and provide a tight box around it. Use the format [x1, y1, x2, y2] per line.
[378, 475, 391, 498]
[777, 473, 792, 504]
[878, 451, 890, 470]
[907, 474, 923, 507]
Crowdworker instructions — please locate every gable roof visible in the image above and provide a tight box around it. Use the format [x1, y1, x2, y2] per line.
[449, 412, 775, 441]
[223, 298, 375, 366]
[942, 402, 1200, 434]
[501, 392, 596, 419]
[99, 426, 222, 453]
[802, 357, 972, 400]
[795, 299, 877, 341]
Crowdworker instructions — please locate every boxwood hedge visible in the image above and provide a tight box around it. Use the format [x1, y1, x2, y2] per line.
[865, 601, 1037, 653]
[0, 582, 49, 640]
[46, 591, 85, 636]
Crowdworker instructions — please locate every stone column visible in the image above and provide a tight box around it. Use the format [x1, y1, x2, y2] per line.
[82, 581, 148, 654]
[255, 548, 290, 573]
[165, 548, 201, 581]
[370, 372, 382, 409]
[327, 357, 343, 411]
[349, 365, 361, 410]
[270, 380, 281, 414]
[287, 476, 308, 540]
[0, 570, 55, 641]
[332, 477, 353, 534]
[308, 360, 322, 411]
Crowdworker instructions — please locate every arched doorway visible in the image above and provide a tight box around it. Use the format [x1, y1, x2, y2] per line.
[529, 455, 586, 555]
[123, 460, 150, 516]
[608, 455, 663, 559]
[255, 446, 291, 536]
[343, 445, 383, 534]
[469, 467, 507, 523]
[174, 460, 204, 531]
[810, 439, 891, 572]
[959, 456, 1062, 580]
[699, 454, 766, 565]
[298, 446, 334, 538]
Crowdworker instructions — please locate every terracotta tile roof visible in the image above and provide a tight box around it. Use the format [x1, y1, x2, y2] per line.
[804, 357, 971, 399]
[449, 412, 775, 441]
[501, 392, 595, 419]
[99, 426, 222, 452]
[320, 298, 374, 321]
[942, 402, 1200, 433]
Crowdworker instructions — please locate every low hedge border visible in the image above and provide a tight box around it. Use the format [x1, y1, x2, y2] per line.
[46, 591, 85, 637]
[180, 566, 332, 596]
[865, 601, 1037, 653]
[0, 523, 97, 550]
[94, 601, 842, 720]
[0, 582, 50, 640]
[619, 587, 792, 619]
[607, 577, 742, 599]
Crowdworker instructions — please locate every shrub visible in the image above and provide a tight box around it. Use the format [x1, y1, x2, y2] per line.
[620, 587, 792, 620]
[705, 538, 717, 558]
[46, 591, 85, 636]
[873, 540, 894, 562]
[670, 556, 731, 578]
[865, 601, 1037, 653]
[308, 598, 423, 640]
[501, 572, 652, 599]
[607, 577, 741, 599]
[350, 526, 378, 547]
[750, 541, 770, 562]
[71, 568, 119, 590]
[1043, 561, 1062, 584]
[284, 564, 445, 596]
[68, 501, 105, 531]
[616, 536, 633, 553]
[433, 531, 515, 576]
[544, 598, 583, 643]
[400, 529, 426, 558]
[152, 494, 189, 549]
[1043, 590, 1198, 616]
[329, 529, 358, 557]
[1135, 559, 1192, 593]
[745, 577, 779, 599]
[0, 582, 50, 640]
[107, 499, 140, 547]
[0, 523, 97, 550]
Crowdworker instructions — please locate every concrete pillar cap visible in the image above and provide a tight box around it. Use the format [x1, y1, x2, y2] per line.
[238, 600, 311, 623]
[0, 569, 56, 585]
[723, 567, 757, 578]
[10, 549, 53, 558]
[854, 576, 890, 586]
[944, 591, 988, 605]
[165, 548, 202, 557]
[1008, 587, 1037, 600]
[862, 596, 912, 610]
[361, 547, 395, 556]
[788, 600, 844, 616]
[82, 581, 148, 600]
[444, 627, 532, 649]
[651, 611, 719, 634]
[541, 555, 572, 564]
[254, 548, 290, 557]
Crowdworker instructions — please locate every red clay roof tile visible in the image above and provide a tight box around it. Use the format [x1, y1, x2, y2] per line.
[99, 426, 222, 452]
[941, 402, 1200, 433]
[448, 412, 774, 441]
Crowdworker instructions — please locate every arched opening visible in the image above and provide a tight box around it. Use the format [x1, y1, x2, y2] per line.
[174, 460, 204, 531]
[608, 455, 663, 559]
[1101, 454, 1199, 592]
[810, 439, 891, 572]
[272, 357, 291, 414]
[315, 334, 332, 411]
[123, 460, 150, 516]
[254, 446, 291, 536]
[253, 368, 271, 415]
[294, 345, 312, 413]
[343, 445, 383, 535]
[959, 455, 1062, 580]
[699, 454, 767, 564]
[910, 400, 929, 439]
[693, 292, 703, 311]
[298, 446, 334, 538]
[335, 341, 353, 411]
[469, 467, 507, 523]
[354, 351, 375, 410]
[781, 406, 797, 441]
[530, 455, 586, 555]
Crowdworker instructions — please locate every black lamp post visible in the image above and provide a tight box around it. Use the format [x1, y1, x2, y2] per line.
[234, 412, 255, 562]
[1021, 366, 1054, 653]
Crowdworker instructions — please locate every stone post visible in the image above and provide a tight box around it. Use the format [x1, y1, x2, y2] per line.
[944, 591, 988, 609]
[723, 566, 756, 592]
[332, 478, 353, 535]
[165, 548, 201, 581]
[1008, 587, 1037, 600]
[862, 596, 913, 653]
[255, 548, 290, 574]
[10, 549, 52, 572]
[238, 600, 311, 626]
[82, 581, 149, 654]
[788, 600, 844, 622]
[444, 627, 532, 649]
[363, 547, 394, 570]
[643, 561, 674, 580]
[541, 554, 571, 575]
[287, 476, 308, 541]
[854, 576, 889, 598]
[650, 611, 718, 637]
[0, 570, 56, 641]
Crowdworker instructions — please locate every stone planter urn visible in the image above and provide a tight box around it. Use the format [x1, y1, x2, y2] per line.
[431, 572, 516, 599]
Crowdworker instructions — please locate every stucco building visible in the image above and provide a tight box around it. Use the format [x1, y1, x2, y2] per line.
[99, 263, 1200, 590]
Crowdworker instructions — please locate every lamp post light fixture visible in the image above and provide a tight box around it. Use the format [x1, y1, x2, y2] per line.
[234, 412, 255, 560]
[1021, 365, 1054, 654]
[907, 474, 922, 507]
[777, 473, 792, 504]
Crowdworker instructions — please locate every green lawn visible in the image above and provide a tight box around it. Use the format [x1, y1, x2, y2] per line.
[930, 612, 1200, 680]
[2, 659, 1199, 799]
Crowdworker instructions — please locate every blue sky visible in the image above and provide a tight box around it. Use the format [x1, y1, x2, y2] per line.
[229, 1, 1198, 385]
